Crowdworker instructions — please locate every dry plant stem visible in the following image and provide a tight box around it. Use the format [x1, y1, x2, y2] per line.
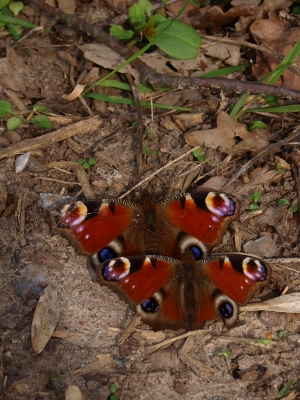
[126, 74, 143, 181]
[0, 116, 102, 161]
[222, 127, 300, 190]
[47, 161, 96, 200]
[202, 34, 286, 61]
[25, 0, 300, 101]
[119, 146, 201, 199]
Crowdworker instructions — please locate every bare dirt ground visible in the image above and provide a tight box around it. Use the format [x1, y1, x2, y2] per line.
[1, 0, 300, 399]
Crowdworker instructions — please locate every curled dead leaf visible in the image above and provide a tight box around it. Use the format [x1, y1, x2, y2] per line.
[62, 84, 85, 101]
[31, 285, 60, 354]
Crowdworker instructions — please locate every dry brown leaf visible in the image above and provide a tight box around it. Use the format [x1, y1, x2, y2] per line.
[250, 12, 300, 90]
[184, 111, 270, 155]
[31, 285, 60, 354]
[241, 293, 300, 313]
[167, 3, 252, 30]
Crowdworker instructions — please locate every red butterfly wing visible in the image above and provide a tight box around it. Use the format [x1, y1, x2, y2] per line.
[95, 256, 188, 330]
[192, 254, 271, 329]
[50, 200, 140, 255]
[159, 190, 240, 258]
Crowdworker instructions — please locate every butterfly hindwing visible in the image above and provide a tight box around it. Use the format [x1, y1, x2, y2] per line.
[95, 253, 270, 331]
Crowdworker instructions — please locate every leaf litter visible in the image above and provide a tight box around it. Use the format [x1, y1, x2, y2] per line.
[0, 0, 300, 399]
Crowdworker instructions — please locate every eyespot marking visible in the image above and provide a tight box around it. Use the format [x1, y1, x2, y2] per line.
[205, 192, 236, 217]
[242, 257, 268, 282]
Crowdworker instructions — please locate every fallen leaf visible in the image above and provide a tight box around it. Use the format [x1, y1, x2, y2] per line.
[241, 293, 300, 313]
[184, 111, 270, 155]
[167, 2, 252, 30]
[31, 285, 60, 354]
[250, 12, 300, 90]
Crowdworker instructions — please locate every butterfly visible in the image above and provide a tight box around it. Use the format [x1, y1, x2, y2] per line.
[50, 189, 271, 330]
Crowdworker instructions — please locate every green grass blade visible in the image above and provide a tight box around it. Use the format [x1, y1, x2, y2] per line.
[0, 14, 37, 28]
[200, 64, 250, 78]
[85, 93, 192, 110]
[246, 104, 300, 113]
[267, 41, 300, 85]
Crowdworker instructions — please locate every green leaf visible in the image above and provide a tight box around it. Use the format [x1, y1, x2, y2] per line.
[192, 148, 205, 162]
[0, 100, 12, 117]
[7, 116, 22, 130]
[279, 378, 295, 397]
[88, 158, 95, 166]
[109, 25, 134, 40]
[291, 205, 299, 213]
[247, 121, 267, 132]
[152, 14, 166, 25]
[33, 103, 48, 112]
[216, 349, 231, 357]
[264, 95, 279, 107]
[249, 190, 261, 204]
[292, 6, 300, 14]
[0, 0, 10, 10]
[82, 162, 90, 169]
[138, 0, 152, 15]
[278, 330, 288, 339]
[8, 1, 24, 15]
[249, 203, 259, 211]
[32, 115, 52, 129]
[278, 198, 289, 205]
[77, 158, 84, 165]
[129, 3, 146, 29]
[110, 395, 118, 400]
[110, 383, 118, 394]
[147, 20, 201, 59]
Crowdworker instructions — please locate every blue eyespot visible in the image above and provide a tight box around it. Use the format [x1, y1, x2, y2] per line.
[218, 302, 233, 319]
[189, 245, 203, 261]
[97, 247, 117, 262]
[141, 297, 159, 313]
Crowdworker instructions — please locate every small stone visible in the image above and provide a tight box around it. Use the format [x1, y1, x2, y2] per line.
[0, 136, 10, 147]
[243, 236, 277, 258]
[4, 130, 21, 144]
[28, 156, 47, 172]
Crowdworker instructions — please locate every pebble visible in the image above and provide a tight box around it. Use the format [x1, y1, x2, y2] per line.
[4, 131, 21, 144]
[243, 236, 277, 258]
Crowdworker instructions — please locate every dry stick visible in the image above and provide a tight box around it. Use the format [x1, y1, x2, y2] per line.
[0, 116, 102, 161]
[25, 0, 300, 101]
[126, 74, 143, 181]
[222, 127, 300, 191]
[46, 161, 96, 200]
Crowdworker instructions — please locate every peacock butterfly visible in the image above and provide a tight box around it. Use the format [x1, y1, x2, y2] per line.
[49, 189, 271, 330]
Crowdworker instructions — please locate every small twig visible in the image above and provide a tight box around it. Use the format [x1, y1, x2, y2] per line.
[24, 0, 300, 102]
[222, 127, 300, 190]
[126, 74, 143, 182]
[0, 116, 102, 161]
[118, 146, 200, 199]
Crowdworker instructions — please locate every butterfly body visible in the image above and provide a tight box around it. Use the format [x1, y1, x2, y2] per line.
[50, 189, 271, 330]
